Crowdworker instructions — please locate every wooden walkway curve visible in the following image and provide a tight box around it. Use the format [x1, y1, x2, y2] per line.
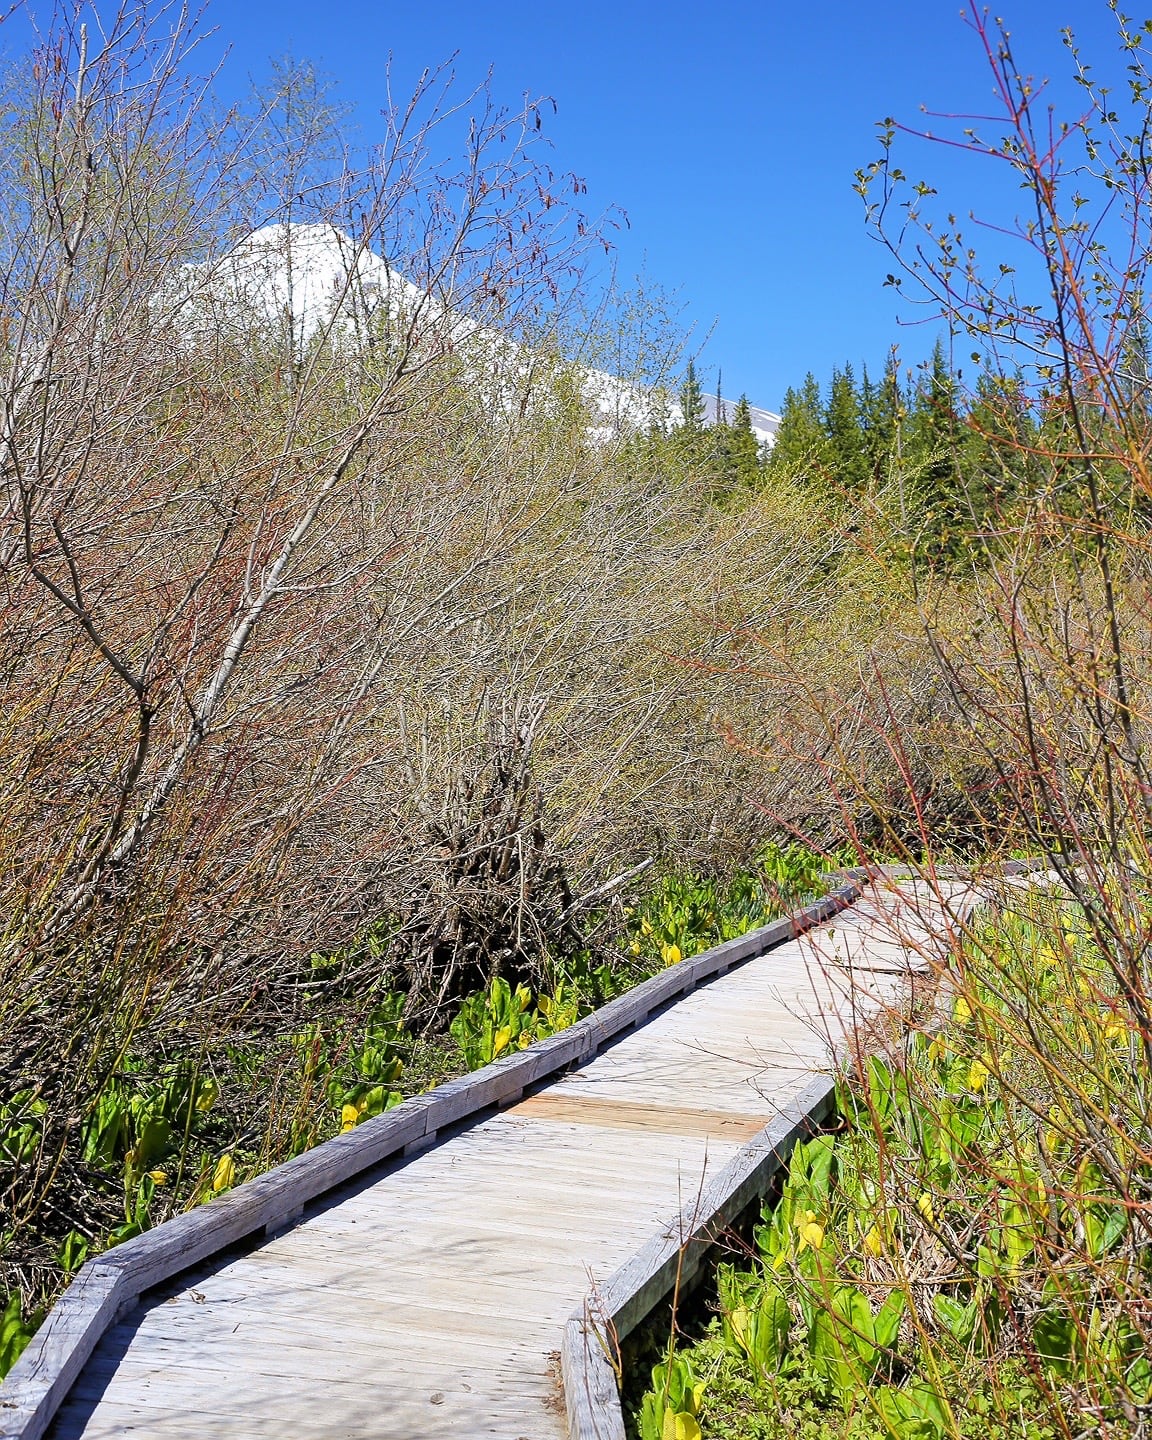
[5, 876, 977, 1440]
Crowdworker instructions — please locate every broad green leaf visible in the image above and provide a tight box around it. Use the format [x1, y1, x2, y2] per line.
[832, 1286, 877, 1364]
[1033, 1309, 1078, 1376]
[0, 1291, 33, 1379]
[134, 1116, 171, 1169]
[1085, 1202, 1126, 1258]
[933, 1292, 976, 1345]
[875, 1387, 941, 1440]
[874, 1290, 905, 1350]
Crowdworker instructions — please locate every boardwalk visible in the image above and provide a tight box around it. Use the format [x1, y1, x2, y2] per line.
[45, 879, 970, 1440]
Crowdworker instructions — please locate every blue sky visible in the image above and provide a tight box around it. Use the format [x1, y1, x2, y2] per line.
[6, 2, 1131, 410]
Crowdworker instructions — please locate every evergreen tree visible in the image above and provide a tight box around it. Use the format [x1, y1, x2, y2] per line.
[766, 372, 831, 479]
[729, 395, 762, 488]
[825, 364, 866, 491]
[906, 341, 976, 565]
[1117, 315, 1152, 419]
[678, 359, 707, 432]
[859, 357, 903, 480]
[908, 340, 965, 459]
[964, 369, 1035, 533]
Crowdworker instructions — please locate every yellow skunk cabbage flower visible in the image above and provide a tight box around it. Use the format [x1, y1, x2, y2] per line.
[917, 1192, 935, 1225]
[968, 1056, 990, 1092]
[1044, 1103, 1067, 1155]
[661, 943, 683, 967]
[797, 1209, 825, 1252]
[927, 1034, 948, 1063]
[212, 1154, 236, 1192]
[863, 1224, 883, 1257]
[663, 1415, 701, 1440]
[953, 996, 972, 1024]
[341, 1103, 360, 1132]
[148, 1170, 169, 1186]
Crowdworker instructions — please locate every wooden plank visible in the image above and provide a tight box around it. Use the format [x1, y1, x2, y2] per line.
[557, 872, 1006, 1439]
[509, 1093, 773, 1140]
[75, 1298, 552, 1360]
[598, 1072, 836, 1335]
[562, 1073, 837, 1440]
[562, 1313, 625, 1440]
[0, 1265, 128, 1440]
[54, 1388, 563, 1440]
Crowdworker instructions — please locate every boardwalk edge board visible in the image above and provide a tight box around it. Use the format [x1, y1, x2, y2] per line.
[0, 882, 863, 1440]
[561, 1074, 837, 1440]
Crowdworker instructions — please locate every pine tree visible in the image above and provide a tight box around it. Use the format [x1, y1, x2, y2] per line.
[906, 340, 974, 565]
[729, 395, 762, 488]
[908, 340, 964, 460]
[964, 369, 1036, 534]
[766, 373, 831, 480]
[825, 364, 866, 491]
[859, 356, 903, 481]
[678, 359, 707, 432]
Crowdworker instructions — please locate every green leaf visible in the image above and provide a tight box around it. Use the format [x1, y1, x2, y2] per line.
[833, 1286, 877, 1365]
[867, 1056, 894, 1120]
[1033, 1309, 1078, 1376]
[875, 1388, 941, 1440]
[811, 1287, 878, 1397]
[724, 1283, 791, 1375]
[874, 1290, 905, 1350]
[876, 1378, 948, 1437]
[0, 1291, 33, 1380]
[1085, 1202, 1126, 1258]
[57, 1230, 90, 1277]
[934, 1292, 976, 1345]
[134, 1116, 171, 1169]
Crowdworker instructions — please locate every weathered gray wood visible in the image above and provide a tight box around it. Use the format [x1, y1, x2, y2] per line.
[600, 1072, 836, 1336]
[2, 882, 865, 1440]
[101, 1095, 436, 1289]
[560, 1075, 838, 1440]
[0, 1265, 127, 1440]
[559, 867, 1042, 1440]
[835, 858, 1045, 883]
[562, 1313, 625, 1440]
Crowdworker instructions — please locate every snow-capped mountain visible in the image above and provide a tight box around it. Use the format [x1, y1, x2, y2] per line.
[173, 224, 474, 350]
[700, 395, 780, 445]
[175, 224, 779, 446]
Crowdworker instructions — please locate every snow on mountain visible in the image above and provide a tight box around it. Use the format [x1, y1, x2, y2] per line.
[173, 223, 474, 351]
[174, 224, 779, 446]
[701, 395, 780, 446]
